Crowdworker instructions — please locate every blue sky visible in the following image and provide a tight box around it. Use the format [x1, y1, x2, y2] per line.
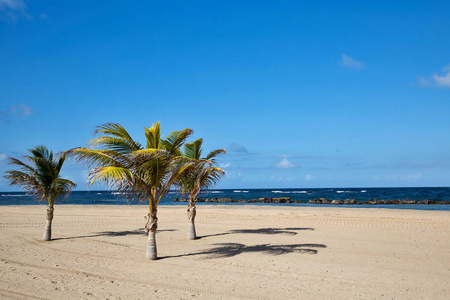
[1, 0, 449, 191]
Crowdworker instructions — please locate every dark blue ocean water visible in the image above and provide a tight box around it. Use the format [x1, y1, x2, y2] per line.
[1, 187, 449, 211]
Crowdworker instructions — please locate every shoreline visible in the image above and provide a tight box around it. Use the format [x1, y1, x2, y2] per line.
[2, 202, 450, 212]
[2, 187, 449, 210]
[1, 205, 449, 299]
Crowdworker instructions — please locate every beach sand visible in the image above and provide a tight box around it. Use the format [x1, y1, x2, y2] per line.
[0, 205, 449, 299]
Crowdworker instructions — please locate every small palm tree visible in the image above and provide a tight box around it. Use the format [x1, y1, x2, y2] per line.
[67, 122, 192, 259]
[4, 146, 76, 241]
[177, 138, 225, 240]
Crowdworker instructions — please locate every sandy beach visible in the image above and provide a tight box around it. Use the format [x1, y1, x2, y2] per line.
[0, 205, 449, 299]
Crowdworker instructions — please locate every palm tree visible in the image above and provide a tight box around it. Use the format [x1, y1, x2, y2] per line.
[67, 122, 192, 260]
[177, 138, 225, 240]
[4, 146, 76, 241]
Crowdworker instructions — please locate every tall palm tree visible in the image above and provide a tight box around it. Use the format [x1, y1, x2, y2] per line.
[67, 122, 192, 260]
[4, 146, 76, 241]
[177, 138, 225, 240]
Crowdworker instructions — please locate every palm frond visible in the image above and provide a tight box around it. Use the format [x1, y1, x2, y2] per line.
[88, 166, 134, 186]
[88, 136, 142, 154]
[30, 145, 52, 161]
[162, 128, 193, 154]
[199, 167, 225, 189]
[4, 170, 40, 191]
[183, 138, 203, 159]
[144, 121, 161, 149]
[66, 148, 128, 168]
[56, 154, 66, 174]
[132, 148, 167, 160]
[177, 140, 226, 201]
[50, 178, 77, 203]
[91, 123, 142, 151]
[4, 146, 76, 204]
[157, 161, 192, 205]
[206, 149, 226, 163]
[7, 157, 37, 174]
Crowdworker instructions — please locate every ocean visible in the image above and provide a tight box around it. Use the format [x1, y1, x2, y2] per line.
[1, 187, 449, 211]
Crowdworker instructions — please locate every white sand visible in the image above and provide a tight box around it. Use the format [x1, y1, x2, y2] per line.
[0, 205, 449, 299]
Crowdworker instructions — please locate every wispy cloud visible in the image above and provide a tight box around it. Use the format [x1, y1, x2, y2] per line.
[305, 174, 314, 181]
[219, 162, 231, 168]
[341, 54, 365, 69]
[226, 170, 242, 178]
[11, 103, 34, 116]
[0, 0, 29, 22]
[228, 143, 248, 153]
[1, 103, 34, 123]
[270, 176, 296, 181]
[274, 158, 296, 169]
[0, 153, 8, 161]
[0, 0, 25, 10]
[376, 171, 422, 181]
[417, 77, 431, 87]
[279, 154, 310, 159]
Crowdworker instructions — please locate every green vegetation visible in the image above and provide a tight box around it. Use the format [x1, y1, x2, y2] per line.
[67, 121, 194, 260]
[4, 145, 76, 241]
[177, 138, 226, 240]
[4, 123, 226, 260]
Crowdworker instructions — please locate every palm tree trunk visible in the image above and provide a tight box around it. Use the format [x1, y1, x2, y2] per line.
[42, 205, 54, 241]
[187, 201, 197, 240]
[145, 210, 158, 260]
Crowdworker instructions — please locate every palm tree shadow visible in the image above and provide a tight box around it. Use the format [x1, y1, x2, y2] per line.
[199, 227, 314, 239]
[53, 228, 177, 240]
[161, 243, 326, 259]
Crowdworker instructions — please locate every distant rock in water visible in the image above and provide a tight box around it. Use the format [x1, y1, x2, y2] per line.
[309, 198, 330, 204]
[173, 197, 449, 205]
[344, 199, 357, 204]
[332, 200, 344, 205]
[174, 197, 305, 204]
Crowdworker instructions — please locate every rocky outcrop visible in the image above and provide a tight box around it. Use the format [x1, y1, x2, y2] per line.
[344, 199, 357, 204]
[331, 199, 344, 205]
[174, 197, 448, 205]
[417, 199, 436, 204]
[174, 197, 301, 204]
[309, 198, 330, 204]
[258, 197, 291, 203]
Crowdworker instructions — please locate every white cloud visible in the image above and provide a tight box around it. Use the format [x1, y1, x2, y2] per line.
[341, 54, 364, 69]
[305, 174, 314, 181]
[274, 158, 296, 169]
[0, 153, 8, 161]
[418, 64, 450, 88]
[433, 71, 450, 88]
[219, 162, 230, 168]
